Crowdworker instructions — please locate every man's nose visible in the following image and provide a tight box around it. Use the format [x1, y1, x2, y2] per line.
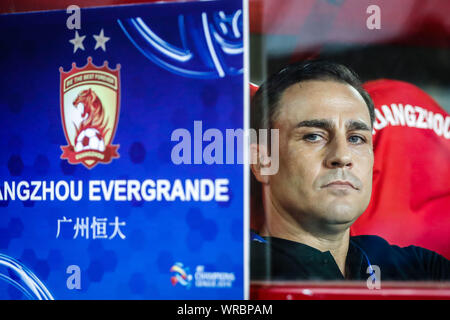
[324, 135, 353, 169]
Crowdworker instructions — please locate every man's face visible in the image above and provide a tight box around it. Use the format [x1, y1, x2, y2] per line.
[268, 80, 374, 233]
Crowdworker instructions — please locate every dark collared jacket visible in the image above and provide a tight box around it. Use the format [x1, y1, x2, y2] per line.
[251, 234, 450, 281]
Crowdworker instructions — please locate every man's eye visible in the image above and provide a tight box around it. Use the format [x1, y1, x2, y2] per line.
[348, 135, 365, 144]
[303, 134, 323, 142]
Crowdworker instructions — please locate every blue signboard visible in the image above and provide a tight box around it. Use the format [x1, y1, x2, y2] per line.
[0, 0, 245, 299]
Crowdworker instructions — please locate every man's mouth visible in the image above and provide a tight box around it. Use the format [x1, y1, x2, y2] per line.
[322, 180, 358, 190]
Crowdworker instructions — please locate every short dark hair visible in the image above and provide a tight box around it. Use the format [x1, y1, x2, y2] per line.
[251, 60, 375, 133]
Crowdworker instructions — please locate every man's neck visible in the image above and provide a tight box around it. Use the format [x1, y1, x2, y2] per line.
[260, 192, 350, 277]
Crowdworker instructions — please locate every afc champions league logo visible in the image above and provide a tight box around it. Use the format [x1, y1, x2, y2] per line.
[170, 262, 193, 288]
[59, 57, 121, 169]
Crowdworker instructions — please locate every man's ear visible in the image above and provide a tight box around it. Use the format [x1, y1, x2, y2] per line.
[250, 143, 271, 184]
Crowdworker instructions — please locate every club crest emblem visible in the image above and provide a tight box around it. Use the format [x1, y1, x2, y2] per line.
[59, 57, 121, 169]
